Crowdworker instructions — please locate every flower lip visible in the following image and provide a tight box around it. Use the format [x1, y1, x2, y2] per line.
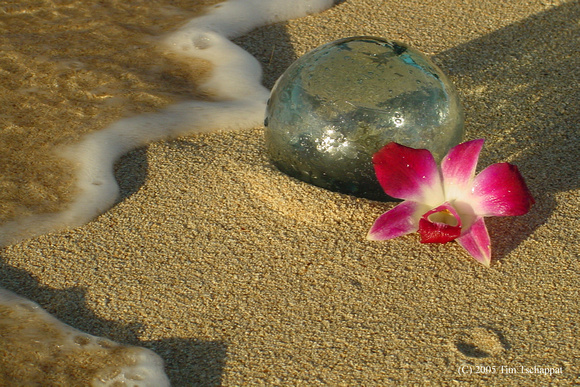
[418, 202, 462, 244]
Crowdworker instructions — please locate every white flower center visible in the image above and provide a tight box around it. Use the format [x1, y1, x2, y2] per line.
[427, 209, 459, 227]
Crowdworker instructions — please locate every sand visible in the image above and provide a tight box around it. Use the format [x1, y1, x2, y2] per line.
[1, 0, 579, 385]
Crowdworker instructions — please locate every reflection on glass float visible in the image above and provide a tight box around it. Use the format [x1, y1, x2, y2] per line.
[264, 36, 465, 201]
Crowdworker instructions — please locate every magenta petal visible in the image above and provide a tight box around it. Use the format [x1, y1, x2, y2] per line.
[373, 142, 443, 203]
[367, 201, 424, 241]
[471, 163, 535, 216]
[441, 139, 484, 194]
[456, 217, 491, 267]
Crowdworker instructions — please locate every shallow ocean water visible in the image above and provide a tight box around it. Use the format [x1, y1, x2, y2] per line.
[0, 0, 218, 225]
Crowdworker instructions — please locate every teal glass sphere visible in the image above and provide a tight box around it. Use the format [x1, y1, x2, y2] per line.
[265, 36, 464, 201]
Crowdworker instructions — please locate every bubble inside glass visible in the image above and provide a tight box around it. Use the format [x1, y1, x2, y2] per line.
[264, 36, 464, 201]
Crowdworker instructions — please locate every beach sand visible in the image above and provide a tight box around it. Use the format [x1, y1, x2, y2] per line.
[1, 0, 579, 385]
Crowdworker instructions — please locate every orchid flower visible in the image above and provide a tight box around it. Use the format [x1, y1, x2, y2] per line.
[366, 139, 535, 267]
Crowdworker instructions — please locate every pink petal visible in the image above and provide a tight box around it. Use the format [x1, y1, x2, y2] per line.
[471, 163, 535, 216]
[456, 216, 491, 267]
[367, 201, 425, 241]
[418, 202, 462, 244]
[372, 142, 443, 204]
[441, 139, 484, 198]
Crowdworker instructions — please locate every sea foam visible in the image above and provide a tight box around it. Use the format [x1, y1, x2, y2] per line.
[0, 0, 334, 246]
[0, 287, 170, 386]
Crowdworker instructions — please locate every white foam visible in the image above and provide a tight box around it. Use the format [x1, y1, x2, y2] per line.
[180, 0, 334, 38]
[0, 0, 334, 246]
[0, 287, 170, 386]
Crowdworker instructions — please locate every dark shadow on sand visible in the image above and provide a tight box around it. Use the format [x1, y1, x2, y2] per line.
[114, 146, 150, 202]
[0, 260, 227, 386]
[433, 1, 579, 262]
[149, 337, 228, 386]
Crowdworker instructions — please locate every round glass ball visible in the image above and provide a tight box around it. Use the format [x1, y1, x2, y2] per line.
[264, 36, 464, 201]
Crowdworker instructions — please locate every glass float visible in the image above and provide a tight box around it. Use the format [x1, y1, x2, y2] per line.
[264, 36, 464, 201]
